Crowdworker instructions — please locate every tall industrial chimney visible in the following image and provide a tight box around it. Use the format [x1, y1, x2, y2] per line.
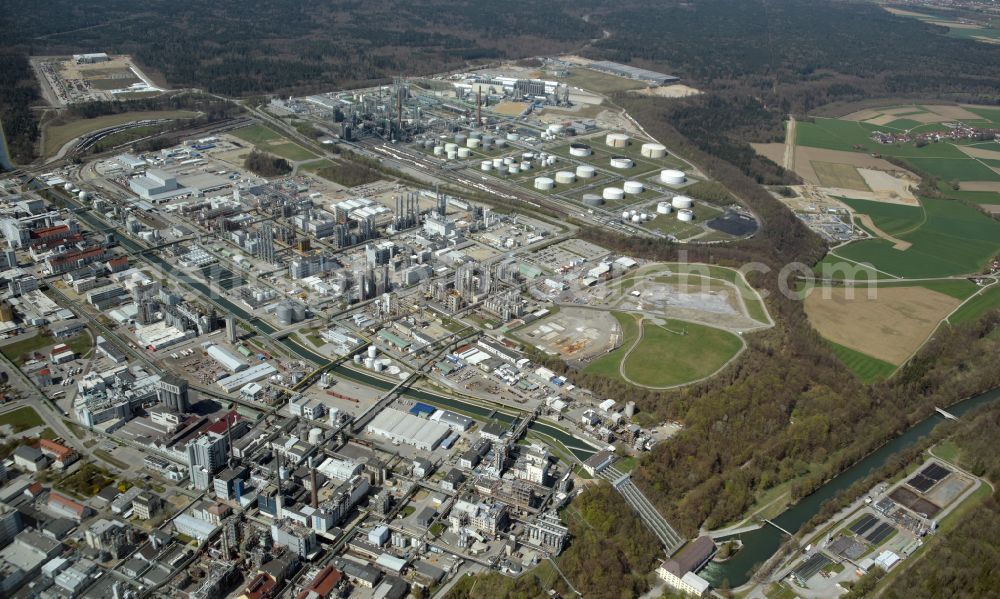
[476, 89, 482, 127]
[309, 456, 318, 508]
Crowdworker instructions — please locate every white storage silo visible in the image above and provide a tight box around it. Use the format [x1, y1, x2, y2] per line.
[576, 165, 596, 178]
[368, 345, 378, 359]
[641, 143, 667, 158]
[493, 158, 503, 168]
[444, 142, 458, 153]
[603, 187, 625, 201]
[534, 177, 555, 190]
[671, 195, 693, 209]
[677, 209, 695, 222]
[467, 138, 481, 149]
[457, 147, 471, 158]
[610, 156, 633, 169]
[623, 181, 644, 194]
[569, 143, 592, 157]
[661, 169, 686, 185]
[481, 161, 493, 171]
[555, 171, 576, 184]
[656, 201, 673, 215]
[446, 150, 457, 160]
[605, 133, 630, 148]
[433, 146, 444, 156]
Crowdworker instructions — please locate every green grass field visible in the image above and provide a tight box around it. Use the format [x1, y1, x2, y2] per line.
[876, 278, 980, 300]
[0, 406, 44, 433]
[826, 340, 897, 384]
[829, 197, 1000, 278]
[621, 319, 743, 387]
[583, 312, 641, 380]
[233, 124, 317, 161]
[947, 285, 1000, 325]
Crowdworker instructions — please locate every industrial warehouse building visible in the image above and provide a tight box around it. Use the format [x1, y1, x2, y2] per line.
[365, 408, 450, 451]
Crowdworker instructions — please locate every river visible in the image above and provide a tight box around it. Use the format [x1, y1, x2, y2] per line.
[702, 386, 1000, 588]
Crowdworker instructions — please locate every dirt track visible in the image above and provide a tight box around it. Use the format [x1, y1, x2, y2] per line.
[855, 214, 911, 250]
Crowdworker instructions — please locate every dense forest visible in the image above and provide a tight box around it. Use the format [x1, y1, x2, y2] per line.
[244, 149, 291, 177]
[0, 50, 41, 164]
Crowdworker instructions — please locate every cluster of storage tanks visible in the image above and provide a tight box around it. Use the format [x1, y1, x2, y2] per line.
[353, 345, 386, 372]
[483, 151, 558, 176]
[421, 131, 511, 160]
[620, 209, 654, 224]
[615, 195, 696, 225]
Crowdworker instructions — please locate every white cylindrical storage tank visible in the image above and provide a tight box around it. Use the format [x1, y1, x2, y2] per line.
[308, 428, 323, 444]
[534, 177, 555, 190]
[506, 132, 520, 141]
[605, 133, 630, 148]
[603, 187, 625, 201]
[503, 157, 513, 165]
[671, 195, 694, 209]
[364, 357, 375, 369]
[677, 209, 695, 222]
[623, 181, 644, 194]
[661, 169, 686, 185]
[446, 150, 457, 160]
[481, 161, 492, 171]
[509, 165, 520, 174]
[621, 211, 630, 220]
[657, 201, 673, 215]
[521, 160, 532, 170]
[522, 152, 534, 161]
[576, 165, 596, 178]
[555, 171, 576, 184]
[641, 143, 667, 158]
[444, 142, 458, 153]
[625, 401, 636, 417]
[493, 158, 503, 168]
[495, 138, 507, 148]
[547, 155, 557, 166]
[547, 123, 564, 135]
[569, 143, 592, 157]
[457, 147, 471, 158]
[433, 146, 444, 156]
[610, 156, 633, 169]
[368, 345, 378, 359]
[631, 214, 642, 223]
[354, 354, 363, 364]
[641, 213, 650, 221]
[374, 361, 385, 372]
[467, 138, 481, 149]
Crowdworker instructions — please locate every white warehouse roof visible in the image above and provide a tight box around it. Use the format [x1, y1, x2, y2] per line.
[366, 408, 450, 451]
[207, 344, 248, 372]
[217, 363, 277, 393]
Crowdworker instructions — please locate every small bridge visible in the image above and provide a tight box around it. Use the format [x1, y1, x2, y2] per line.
[935, 407, 959, 421]
[764, 519, 793, 536]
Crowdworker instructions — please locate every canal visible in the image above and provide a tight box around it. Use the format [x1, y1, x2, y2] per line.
[702, 386, 1000, 588]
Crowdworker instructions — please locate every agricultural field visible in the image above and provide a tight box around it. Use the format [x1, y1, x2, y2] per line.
[822, 197, 1000, 278]
[884, 7, 1000, 44]
[43, 110, 199, 157]
[792, 106, 1000, 201]
[232, 124, 318, 162]
[947, 284, 1000, 325]
[619, 318, 744, 388]
[825, 340, 897, 383]
[804, 285, 962, 365]
[550, 68, 648, 94]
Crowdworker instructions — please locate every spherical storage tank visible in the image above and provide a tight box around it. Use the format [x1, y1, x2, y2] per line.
[63, 183, 74, 191]
[534, 177, 555, 191]
[671, 195, 693, 209]
[78, 191, 92, 202]
[656, 201, 673, 215]
[555, 171, 576, 184]
[610, 156, 633, 169]
[576, 165, 596, 178]
[677, 208, 695, 222]
[583, 194, 604, 207]
[569, 143, 593, 157]
[605, 133, 630, 148]
[603, 187, 625, 201]
[661, 169, 686, 185]
[631, 214, 642, 223]
[623, 181, 644, 194]
[641, 143, 667, 158]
